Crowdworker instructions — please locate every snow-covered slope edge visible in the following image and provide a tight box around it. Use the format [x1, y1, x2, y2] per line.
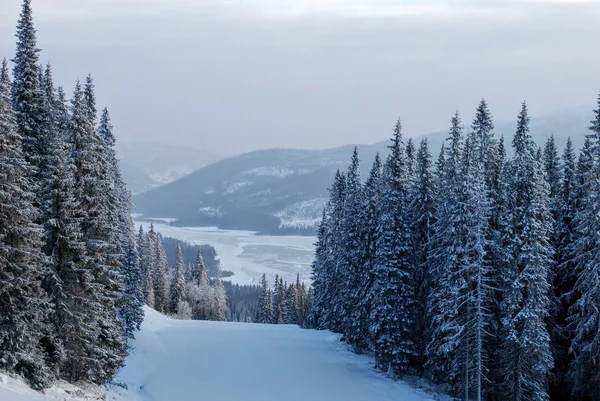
[0, 372, 135, 401]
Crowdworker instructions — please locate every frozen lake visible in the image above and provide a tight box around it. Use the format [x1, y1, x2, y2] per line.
[134, 220, 316, 286]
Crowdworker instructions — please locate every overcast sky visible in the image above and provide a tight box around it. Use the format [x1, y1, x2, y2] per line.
[1, 0, 599, 155]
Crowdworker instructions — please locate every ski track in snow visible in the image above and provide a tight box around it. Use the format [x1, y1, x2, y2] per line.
[134, 221, 316, 285]
[109, 307, 435, 401]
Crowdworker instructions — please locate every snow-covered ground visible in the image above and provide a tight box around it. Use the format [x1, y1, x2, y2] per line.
[135, 220, 316, 285]
[0, 373, 130, 401]
[2, 307, 440, 401]
[112, 307, 436, 401]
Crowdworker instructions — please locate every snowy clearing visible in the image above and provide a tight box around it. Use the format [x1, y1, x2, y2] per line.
[134, 221, 316, 285]
[111, 307, 436, 401]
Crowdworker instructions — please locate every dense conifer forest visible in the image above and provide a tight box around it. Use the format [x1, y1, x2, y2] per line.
[309, 99, 600, 401]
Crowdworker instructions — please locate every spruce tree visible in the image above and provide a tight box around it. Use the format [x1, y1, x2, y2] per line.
[313, 170, 346, 332]
[408, 139, 435, 374]
[11, 0, 46, 184]
[566, 94, 600, 400]
[369, 119, 415, 374]
[0, 56, 50, 389]
[549, 137, 577, 399]
[340, 147, 364, 345]
[211, 265, 227, 322]
[310, 208, 332, 328]
[69, 79, 126, 383]
[427, 112, 465, 383]
[258, 273, 273, 324]
[137, 226, 151, 301]
[169, 244, 187, 315]
[153, 236, 170, 314]
[498, 102, 553, 401]
[350, 153, 382, 351]
[121, 239, 144, 335]
[190, 249, 209, 286]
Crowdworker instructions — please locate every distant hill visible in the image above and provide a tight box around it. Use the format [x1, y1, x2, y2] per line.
[133, 106, 594, 235]
[116, 141, 225, 194]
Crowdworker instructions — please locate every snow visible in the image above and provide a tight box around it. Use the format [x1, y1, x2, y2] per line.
[134, 220, 316, 285]
[0, 373, 130, 401]
[242, 166, 294, 178]
[224, 181, 253, 194]
[2, 308, 439, 401]
[111, 306, 436, 401]
[197, 206, 222, 217]
[275, 197, 328, 229]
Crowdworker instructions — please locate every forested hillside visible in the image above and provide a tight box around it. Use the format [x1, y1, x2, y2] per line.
[310, 99, 600, 401]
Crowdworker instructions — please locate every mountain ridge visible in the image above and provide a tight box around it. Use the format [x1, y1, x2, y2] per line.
[133, 106, 594, 234]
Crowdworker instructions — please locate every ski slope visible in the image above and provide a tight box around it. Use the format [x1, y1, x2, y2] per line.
[113, 307, 436, 401]
[1, 307, 438, 401]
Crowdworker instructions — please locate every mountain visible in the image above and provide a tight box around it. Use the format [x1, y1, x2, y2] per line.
[133, 106, 594, 234]
[116, 141, 225, 194]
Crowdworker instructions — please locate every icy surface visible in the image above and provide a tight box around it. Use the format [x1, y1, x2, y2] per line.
[135, 220, 316, 285]
[111, 307, 435, 401]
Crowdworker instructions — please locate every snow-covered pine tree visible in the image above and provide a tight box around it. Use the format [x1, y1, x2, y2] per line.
[98, 108, 129, 249]
[11, 0, 46, 189]
[38, 66, 84, 377]
[427, 112, 465, 384]
[145, 268, 155, 308]
[284, 283, 298, 324]
[406, 137, 416, 178]
[97, 107, 142, 335]
[169, 244, 187, 315]
[408, 139, 435, 374]
[349, 153, 382, 351]
[188, 249, 212, 320]
[294, 274, 308, 325]
[498, 102, 553, 401]
[549, 137, 577, 399]
[69, 78, 127, 383]
[273, 274, 285, 324]
[258, 273, 273, 324]
[340, 147, 364, 346]
[190, 249, 208, 286]
[369, 119, 415, 375]
[0, 56, 50, 390]
[137, 226, 151, 301]
[458, 124, 493, 401]
[211, 264, 227, 321]
[544, 136, 562, 225]
[566, 94, 600, 400]
[121, 238, 144, 335]
[309, 208, 332, 328]
[313, 170, 346, 332]
[153, 236, 170, 313]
